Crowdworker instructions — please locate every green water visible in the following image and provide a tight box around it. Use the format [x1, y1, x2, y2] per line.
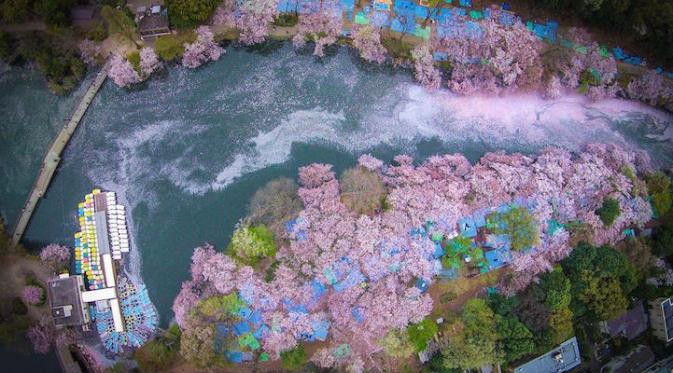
[2, 44, 673, 340]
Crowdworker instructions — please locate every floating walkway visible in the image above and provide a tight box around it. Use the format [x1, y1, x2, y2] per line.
[11, 60, 110, 246]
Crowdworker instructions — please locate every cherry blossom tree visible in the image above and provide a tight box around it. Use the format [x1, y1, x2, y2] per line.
[237, 0, 278, 45]
[39, 244, 70, 269]
[182, 26, 225, 68]
[411, 43, 441, 89]
[107, 54, 140, 87]
[626, 71, 671, 106]
[544, 75, 562, 99]
[139, 47, 161, 77]
[78, 39, 102, 66]
[292, 1, 342, 57]
[27, 318, 54, 354]
[351, 26, 386, 64]
[435, 19, 542, 94]
[23, 285, 43, 305]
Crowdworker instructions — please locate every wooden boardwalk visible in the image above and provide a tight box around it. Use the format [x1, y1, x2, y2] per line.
[11, 61, 110, 246]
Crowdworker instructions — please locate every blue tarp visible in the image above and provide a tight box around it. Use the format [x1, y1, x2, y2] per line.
[340, 0, 354, 10]
[613, 47, 626, 60]
[459, 0, 471, 7]
[415, 5, 428, 18]
[238, 306, 252, 319]
[433, 242, 444, 258]
[485, 247, 512, 270]
[311, 279, 327, 302]
[391, 16, 416, 34]
[283, 298, 309, 314]
[416, 278, 429, 292]
[459, 216, 477, 237]
[351, 307, 365, 323]
[312, 320, 330, 340]
[233, 321, 251, 336]
[371, 11, 390, 27]
[253, 324, 270, 339]
[226, 350, 244, 363]
[216, 323, 229, 338]
[334, 268, 366, 292]
[433, 51, 449, 61]
[249, 310, 263, 326]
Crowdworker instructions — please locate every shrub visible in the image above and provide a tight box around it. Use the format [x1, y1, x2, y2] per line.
[167, 0, 221, 28]
[155, 33, 193, 61]
[34, 0, 75, 27]
[1, 0, 30, 23]
[489, 207, 539, 251]
[228, 225, 277, 266]
[280, 344, 307, 371]
[273, 13, 299, 27]
[101, 5, 139, 45]
[647, 172, 672, 216]
[0, 31, 13, 60]
[340, 167, 387, 216]
[379, 328, 415, 358]
[248, 178, 302, 239]
[406, 317, 438, 352]
[134, 339, 177, 372]
[39, 244, 70, 268]
[127, 50, 141, 74]
[22, 286, 44, 306]
[596, 198, 620, 226]
[87, 22, 108, 42]
[11, 297, 27, 316]
[19, 33, 86, 94]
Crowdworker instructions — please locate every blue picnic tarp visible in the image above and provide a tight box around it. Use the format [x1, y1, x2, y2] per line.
[334, 268, 366, 292]
[253, 324, 270, 339]
[485, 246, 512, 270]
[226, 350, 244, 363]
[371, 11, 390, 27]
[312, 320, 330, 340]
[433, 242, 444, 258]
[416, 278, 429, 292]
[433, 51, 449, 61]
[415, 5, 428, 18]
[249, 310, 263, 326]
[233, 321, 251, 336]
[351, 307, 365, 323]
[459, 216, 477, 237]
[238, 306, 252, 319]
[391, 17, 416, 34]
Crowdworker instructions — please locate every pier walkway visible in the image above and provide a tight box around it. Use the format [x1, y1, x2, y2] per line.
[11, 61, 110, 246]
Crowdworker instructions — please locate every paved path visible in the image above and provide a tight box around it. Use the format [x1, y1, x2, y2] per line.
[11, 61, 110, 247]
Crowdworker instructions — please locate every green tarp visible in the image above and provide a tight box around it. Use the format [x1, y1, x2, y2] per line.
[354, 12, 369, 25]
[414, 25, 431, 40]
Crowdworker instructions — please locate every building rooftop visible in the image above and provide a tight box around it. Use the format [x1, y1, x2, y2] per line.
[47, 275, 87, 327]
[514, 337, 582, 373]
[603, 301, 648, 340]
[138, 12, 170, 37]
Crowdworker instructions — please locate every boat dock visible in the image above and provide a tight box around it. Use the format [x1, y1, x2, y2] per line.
[11, 60, 109, 246]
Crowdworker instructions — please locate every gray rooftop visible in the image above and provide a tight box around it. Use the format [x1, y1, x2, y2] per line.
[514, 337, 581, 373]
[47, 276, 86, 327]
[604, 301, 648, 340]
